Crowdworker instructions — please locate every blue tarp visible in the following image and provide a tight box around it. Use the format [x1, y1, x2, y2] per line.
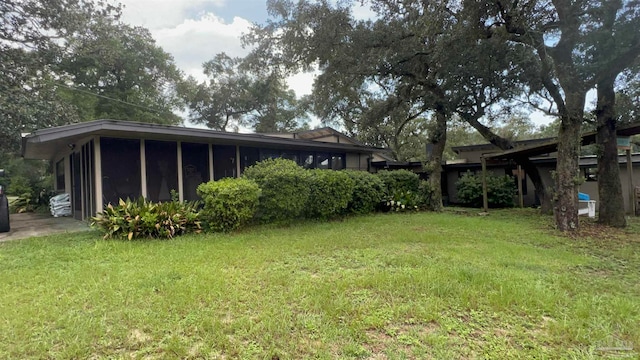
[578, 192, 590, 201]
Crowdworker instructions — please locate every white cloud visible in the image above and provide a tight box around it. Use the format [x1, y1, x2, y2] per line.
[118, 0, 226, 30]
[286, 71, 317, 97]
[153, 14, 252, 81]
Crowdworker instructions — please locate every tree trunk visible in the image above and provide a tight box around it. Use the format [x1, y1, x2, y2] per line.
[425, 108, 447, 211]
[554, 94, 583, 231]
[595, 79, 626, 227]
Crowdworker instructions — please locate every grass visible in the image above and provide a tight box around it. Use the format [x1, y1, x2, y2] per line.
[0, 209, 638, 359]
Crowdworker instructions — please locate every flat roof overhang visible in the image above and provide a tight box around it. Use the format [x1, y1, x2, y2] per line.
[484, 122, 640, 161]
[22, 119, 384, 160]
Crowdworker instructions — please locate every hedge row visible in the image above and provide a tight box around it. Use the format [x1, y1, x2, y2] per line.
[196, 159, 429, 231]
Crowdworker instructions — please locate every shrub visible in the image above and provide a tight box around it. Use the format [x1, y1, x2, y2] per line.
[377, 170, 420, 195]
[343, 170, 386, 214]
[243, 158, 310, 223]
[385, 189, 421, 212]
[418, 180, 437, 210]
[455, 171, 516, 208]
[197, 178, 260, 232]
[305, 169, 354, 219]
[91, 197, 201, 240]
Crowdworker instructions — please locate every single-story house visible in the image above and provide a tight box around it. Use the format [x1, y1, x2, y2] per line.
[21, 120, 382, 220]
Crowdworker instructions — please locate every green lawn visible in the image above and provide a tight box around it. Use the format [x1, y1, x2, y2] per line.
[0, 209, 638, 359]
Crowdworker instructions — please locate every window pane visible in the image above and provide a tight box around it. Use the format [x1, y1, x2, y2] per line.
[182, 142, 209, 201]
[146, 140, 178, 202]
[316, 153, 330, 169]
[101, 137, 141, 205]
[56, 159, 65, 191]
[331, 154, 345, 170]
[240, 147, 260, 174]
[213, 145, 237, 180]
[300, 152, 315, 169]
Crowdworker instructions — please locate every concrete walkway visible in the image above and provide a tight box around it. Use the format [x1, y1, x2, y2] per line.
[0, 212, 91, 242]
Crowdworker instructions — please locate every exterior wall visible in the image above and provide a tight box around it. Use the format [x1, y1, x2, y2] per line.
[312, 135, 340, 143]
[579, 165, 640, 213]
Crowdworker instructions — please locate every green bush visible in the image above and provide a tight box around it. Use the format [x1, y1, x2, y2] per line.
[243, 158, 310, 223]
[377, 170, 420, 196]
[343, 170, 386, 214]
[418, 180, 436, 209]
[6, 175, 32, 197]
[455, 171, 516, 208]
[385, 189, 421, 212]
[305, 169, 354, 219]
[91, 197, 201, 240]
[197, 178, 260, 232]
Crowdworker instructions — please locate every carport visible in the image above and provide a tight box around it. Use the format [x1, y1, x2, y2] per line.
[479, 122, 640, 214]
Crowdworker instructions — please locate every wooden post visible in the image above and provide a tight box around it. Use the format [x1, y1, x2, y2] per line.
[177, 141, 184, 202]
[628, 149, 634, 215]
[94, 137, 103, 212]
[482, 157, 488, 212]
[235, 145, 241, 177]
[517, 165, 524, 208]
[140, 139, 147, 199]
[209, 144, 214, 181]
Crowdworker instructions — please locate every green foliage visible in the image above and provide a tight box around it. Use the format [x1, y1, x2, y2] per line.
[343, 170, 386, 214]
[418, 180, 436, 209]
[305, 170, 354, 219]
[91, 198, 201, 240]
[182, 53, 307, 132]
[197, 178, 261, 232]
[455, 171, 515, 208]
[376, 170, 420, 196]
[6, 175, 32, 197]
[243, 158, 310, 223]
[3, 162, 55, 213]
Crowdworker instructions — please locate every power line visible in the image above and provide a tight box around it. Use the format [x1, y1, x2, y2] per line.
[54, 81, 165, 115]
[1, 67, 177, 116]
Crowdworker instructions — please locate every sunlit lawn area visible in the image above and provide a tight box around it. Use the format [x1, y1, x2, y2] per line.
[0, 209, 638, 359]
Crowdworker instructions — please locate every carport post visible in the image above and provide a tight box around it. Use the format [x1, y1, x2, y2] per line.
[482, 156, 488, 212]
[628, 149, 635, 215]
[517, 165, 524, 208]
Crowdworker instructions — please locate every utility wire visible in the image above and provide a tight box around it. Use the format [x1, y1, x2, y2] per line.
[1, 67, 173, 116]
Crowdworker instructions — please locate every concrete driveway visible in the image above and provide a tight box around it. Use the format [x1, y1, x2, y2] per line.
[0, 212, 91, 242]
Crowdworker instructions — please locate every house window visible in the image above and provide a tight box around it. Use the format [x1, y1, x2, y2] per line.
[316, 153, 330, 169]
[240, 147, 260, 174]
[331, 154, 345, 170]
[213, 145, 237, 180]
[145, 140, 178, 202]
[300, 152, 315, 169]
[584, 167, 598, 182]
[182, 142, 210, 201]
[55, 159, 65, 191]
[101, 137, 141, 205]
